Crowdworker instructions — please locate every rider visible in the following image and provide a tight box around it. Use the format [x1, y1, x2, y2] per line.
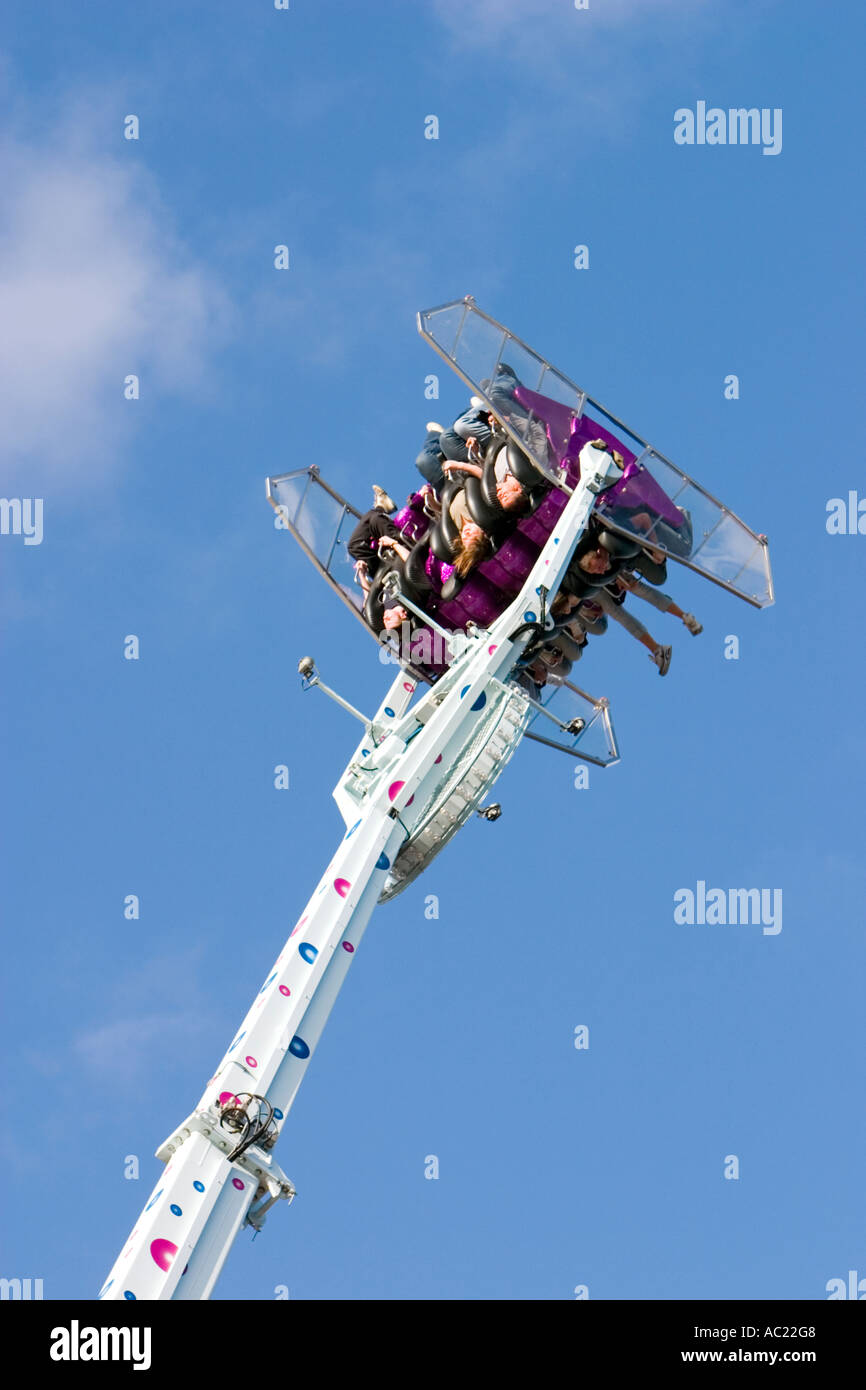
[347, 488, 407, 595]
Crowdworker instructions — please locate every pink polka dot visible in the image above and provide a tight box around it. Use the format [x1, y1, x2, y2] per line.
[488, 644, 498, 654]
[245, 1055, 257, 1068]
[150, 1238, 178, 1272]
[219, 1092, 238, 1106]
[342, 941, 355, 953]
[403, 682, 414, 692]
[279, 985, 291, 996]
[388, 780, 405, 801]
[334, 878, 351, 897]
[406, 795, 414, 806]
[434, 754, 442, 764]
[232, 1178, 245, 1191]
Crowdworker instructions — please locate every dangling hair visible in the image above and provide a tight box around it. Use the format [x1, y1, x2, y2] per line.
[452, 530, 492, 578]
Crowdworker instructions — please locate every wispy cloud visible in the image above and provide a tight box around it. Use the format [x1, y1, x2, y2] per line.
[72, 1012, 208, 1083]
[0, 109, 233, 488]
[68, 946, 214, 1084]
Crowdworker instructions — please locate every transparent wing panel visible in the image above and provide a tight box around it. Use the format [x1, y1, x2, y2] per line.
[523, 682, 620, 765]
[419, 298, 773, 608]
[418, 299, 573, 484]
[596, 448, 773, 607]
[269, 468, 365, 616]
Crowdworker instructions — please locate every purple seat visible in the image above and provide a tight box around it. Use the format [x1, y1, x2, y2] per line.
[393, 492, 432, 544]
[436, 571, 503, 629]
[477, 531, 541, 594]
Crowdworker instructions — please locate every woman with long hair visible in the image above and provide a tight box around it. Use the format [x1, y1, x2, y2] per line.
[447, 487, 493, 578]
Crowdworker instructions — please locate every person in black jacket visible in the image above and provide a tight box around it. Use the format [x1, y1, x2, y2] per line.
[347, 505, 409, 595]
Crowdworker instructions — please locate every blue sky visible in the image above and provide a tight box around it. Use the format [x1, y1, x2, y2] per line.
[2, 0, 864, 1301]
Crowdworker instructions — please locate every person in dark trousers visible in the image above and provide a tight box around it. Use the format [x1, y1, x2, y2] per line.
[347, 489, 407, 595]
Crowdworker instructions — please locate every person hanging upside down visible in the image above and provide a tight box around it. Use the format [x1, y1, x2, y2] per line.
[346, 486, 405, 595]
[611, 571, 703, 635]
[447, 487, 493, 578]
[441, 450, 530, 514]
[592, 584, 673, 675]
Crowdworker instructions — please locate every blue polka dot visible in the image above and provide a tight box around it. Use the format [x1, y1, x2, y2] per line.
[259, 971, 277, 994]
[523, 610, 537, 623]
[289, 1036, 310, 1059]
[98, 1280, 113, 1299]
[273, 1108, 283, 1120]
[345, 820, 361, 839]
[170, 1204, 182, 1217]
[193, 1181, 205, 1193]
[376, 852, 390, 869]
[299, 942, 318, 964]
[535, 585, 542, 594]
[460, 684, 470, 698]
[124, 1291, 136, 1301]
[553, 537, 560, 544]
[145, 1189, 163, 1212]
[384, 706, 395, 717]
[230, 1031, 245, 1051]
[361, 749, 370, 758]
[471, 692, 487, 711]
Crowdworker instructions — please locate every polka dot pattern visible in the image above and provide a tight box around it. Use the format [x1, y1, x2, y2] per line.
[150, 1238, 178, 1272]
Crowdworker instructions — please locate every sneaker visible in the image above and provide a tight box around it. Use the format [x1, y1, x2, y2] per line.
[425, 422, 444, 435]
[650, 644, 672, 675]
[372, 485, 396, 514]
[682, 612, 703, 635]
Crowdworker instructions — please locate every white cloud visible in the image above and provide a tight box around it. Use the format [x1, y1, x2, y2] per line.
[72, 1012, 209, 1083]
[69, 946, 214, 1083]
[0, 123, 233, 487]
